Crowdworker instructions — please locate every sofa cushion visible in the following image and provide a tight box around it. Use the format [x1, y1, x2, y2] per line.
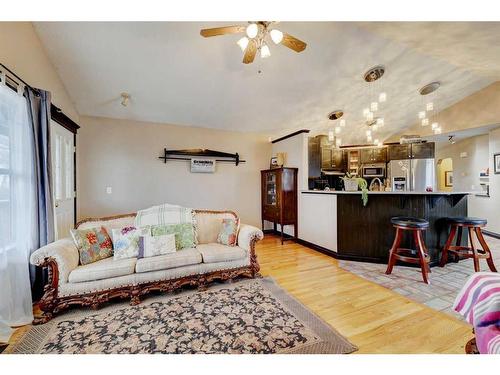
[70, 227, 113, 265]
[68, 257, 137, 283]
[197, 243, 247, 264]
[135, 248, 202, 273]
[195, 211, 238, 244]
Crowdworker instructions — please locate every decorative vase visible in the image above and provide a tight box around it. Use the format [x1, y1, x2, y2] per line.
[344, 178, 359, 191]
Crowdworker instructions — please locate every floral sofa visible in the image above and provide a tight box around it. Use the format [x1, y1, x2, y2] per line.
[30, 210, 264, 323]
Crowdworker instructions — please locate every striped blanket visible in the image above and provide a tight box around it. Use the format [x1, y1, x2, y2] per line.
[454, 272, 500, 354]
[134, 203, 194, 227]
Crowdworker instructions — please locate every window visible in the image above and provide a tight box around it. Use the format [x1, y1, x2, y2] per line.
[0, 122, 9, 243]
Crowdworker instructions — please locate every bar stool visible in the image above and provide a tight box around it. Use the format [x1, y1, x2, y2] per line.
[385, 216, 431, 284]
[439, 217, 497, 272]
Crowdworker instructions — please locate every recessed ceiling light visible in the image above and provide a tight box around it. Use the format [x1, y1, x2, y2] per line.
[363, 66, 385, 82]
[328, 110, 344, 120]
[419, 82, 440, 95]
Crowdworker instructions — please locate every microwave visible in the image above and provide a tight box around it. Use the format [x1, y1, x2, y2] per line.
[362, 163, 386, 178]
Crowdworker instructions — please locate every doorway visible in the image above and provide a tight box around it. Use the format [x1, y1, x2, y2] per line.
[50, 120, 75, 239]
[437, 158, 453, 192]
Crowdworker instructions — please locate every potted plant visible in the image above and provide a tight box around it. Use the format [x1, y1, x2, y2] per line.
[341, 172, 369, 206]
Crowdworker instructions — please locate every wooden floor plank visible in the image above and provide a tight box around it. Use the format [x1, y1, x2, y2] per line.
[5, 234, 472, 353]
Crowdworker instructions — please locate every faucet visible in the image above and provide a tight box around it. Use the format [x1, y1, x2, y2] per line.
[369, 178, 383, 191]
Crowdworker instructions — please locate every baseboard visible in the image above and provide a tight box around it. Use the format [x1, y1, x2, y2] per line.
[483, 230, 500, 240]
[263, 230, 436, 267]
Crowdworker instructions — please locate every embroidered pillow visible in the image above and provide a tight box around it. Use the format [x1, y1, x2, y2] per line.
[217, 218, 239, 246]
[137, 233, 176, 258]
[70, 227, 113, 265]
[151, 223, 196, 250]
[111, 226, 150, 260]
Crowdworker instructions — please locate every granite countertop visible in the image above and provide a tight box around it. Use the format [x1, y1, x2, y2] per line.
[302, 190, 472, 195]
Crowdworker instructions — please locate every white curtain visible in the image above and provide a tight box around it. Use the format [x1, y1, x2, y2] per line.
[0, 84, 35, 343]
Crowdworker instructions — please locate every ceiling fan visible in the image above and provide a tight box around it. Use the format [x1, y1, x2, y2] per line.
[200, 22, 307, 64]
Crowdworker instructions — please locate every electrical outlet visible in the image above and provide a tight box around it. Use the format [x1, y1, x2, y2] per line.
[106, 187, 112, 194]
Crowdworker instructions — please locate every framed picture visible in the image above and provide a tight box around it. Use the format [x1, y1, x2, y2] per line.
[445, 171, 453, 187]
[270, 157, 279, 169]
[494, 153, 500, 174]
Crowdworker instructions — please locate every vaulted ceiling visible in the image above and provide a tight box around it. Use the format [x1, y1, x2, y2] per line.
[34, 22, 499, 144]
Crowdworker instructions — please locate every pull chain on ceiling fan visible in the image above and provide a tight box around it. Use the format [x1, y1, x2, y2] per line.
[200, 22, 307, 64]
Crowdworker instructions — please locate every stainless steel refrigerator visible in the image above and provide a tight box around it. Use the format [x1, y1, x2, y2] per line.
[388, 159, 436, 191]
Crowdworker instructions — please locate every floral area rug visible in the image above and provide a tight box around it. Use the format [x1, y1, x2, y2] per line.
[7, 278, 357, 354]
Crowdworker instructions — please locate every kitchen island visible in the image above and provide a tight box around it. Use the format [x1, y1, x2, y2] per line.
[299, 190, 469, 266]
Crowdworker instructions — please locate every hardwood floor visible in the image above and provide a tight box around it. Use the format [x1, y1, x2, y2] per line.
[257, 235, 472, 354]
[4, 234, 472, 353]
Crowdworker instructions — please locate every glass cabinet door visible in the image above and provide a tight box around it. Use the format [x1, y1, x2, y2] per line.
[265, 172, 277, 205]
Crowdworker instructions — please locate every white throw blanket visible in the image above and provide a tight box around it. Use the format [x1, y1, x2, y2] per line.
[134, 203, 194, 227]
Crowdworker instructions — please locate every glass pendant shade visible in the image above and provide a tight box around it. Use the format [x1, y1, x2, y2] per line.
[367, 112, 374, 121]
[421, 118, 429, 126]
[237, 37, 249, 51]
[376, 117, 384, 126]
[426, 102, 434, 111]
[246, 23, 259, 39]
[339, 119, 346, 127]
[370, 102, 378, 111]
[379, 92, 387, 102]
[328, 130, 334, 142]
[372, 124, 378, 131]
[431, 122, 439, 130]
[270, 29, 284, 44]
[335, 126, 341, 134]
[260, 44, 271, 58]
[418, 111, 426, 119]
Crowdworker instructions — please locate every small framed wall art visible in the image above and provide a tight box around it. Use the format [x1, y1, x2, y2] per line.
[494, 153, 500, 174]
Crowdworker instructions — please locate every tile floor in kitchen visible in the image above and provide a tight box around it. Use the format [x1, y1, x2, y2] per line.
[339, 234, 500, 318]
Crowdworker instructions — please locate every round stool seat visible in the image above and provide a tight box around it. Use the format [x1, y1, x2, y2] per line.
[447, 217, 487, 226]
[391, 216, 429, 229]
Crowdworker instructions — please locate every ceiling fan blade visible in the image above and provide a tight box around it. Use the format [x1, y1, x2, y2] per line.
[242, 39, 257, 64]
[200, 25, 245, 37]
[281, 33, 307, 52]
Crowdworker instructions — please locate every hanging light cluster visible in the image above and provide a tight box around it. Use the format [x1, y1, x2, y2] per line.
[237, 22, 284, 60]
[418, 82, 441, 134]
[362, 66, 387, 146]
[327, 110, 345, 147]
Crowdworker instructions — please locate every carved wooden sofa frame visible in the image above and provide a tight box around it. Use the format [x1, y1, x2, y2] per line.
[32, 210, 263, 324]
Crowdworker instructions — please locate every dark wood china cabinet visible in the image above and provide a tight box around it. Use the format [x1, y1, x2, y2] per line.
[261, 167, 298, 244]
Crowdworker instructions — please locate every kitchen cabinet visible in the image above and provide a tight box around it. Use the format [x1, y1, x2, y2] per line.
[319, 136, 345, 170]
[308, 136, 321, 178]
[361, 147, 387, 163]
[411, 142, 435, 159]
[388, 142, 435, 160]
[261, 168, 298, 244]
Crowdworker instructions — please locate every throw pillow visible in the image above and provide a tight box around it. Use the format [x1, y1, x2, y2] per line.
[217, 218, 240, 246]
[137, 233, 176, 258]
[70, 227, 113, 265]
[151, 223, 196, 250]
[112, 226, 150, 260]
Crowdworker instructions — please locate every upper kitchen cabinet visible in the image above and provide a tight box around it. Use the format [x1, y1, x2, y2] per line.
[308, 136, 321, 178]
[410, 142, 435, 159]
[318, 135, 345, 170]
[360, 147, 387, 163]
[388, 142, 435, 160]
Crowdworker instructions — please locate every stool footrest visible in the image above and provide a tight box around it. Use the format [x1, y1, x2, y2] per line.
[393, 248, 430, 265]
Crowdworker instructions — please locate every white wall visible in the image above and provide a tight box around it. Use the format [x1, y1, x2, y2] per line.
[77, 116, 271, 227]
[436, 132, 500, 234]
[269, 133, 308, 235]
[0, 22, 78, 122]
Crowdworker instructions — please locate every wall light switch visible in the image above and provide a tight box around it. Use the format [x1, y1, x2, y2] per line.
[460, 152, 468, 158]
[106, 187, 112, 194]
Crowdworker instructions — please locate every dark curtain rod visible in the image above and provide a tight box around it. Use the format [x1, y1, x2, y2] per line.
[0, 62, 41, 96]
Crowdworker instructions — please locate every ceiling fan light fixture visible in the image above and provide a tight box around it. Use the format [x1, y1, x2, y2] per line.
[270, 29, 284, 44]
[260, 44, 271, 58]
[246, 23, 259, 39]
[237, 37, 249, 51]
